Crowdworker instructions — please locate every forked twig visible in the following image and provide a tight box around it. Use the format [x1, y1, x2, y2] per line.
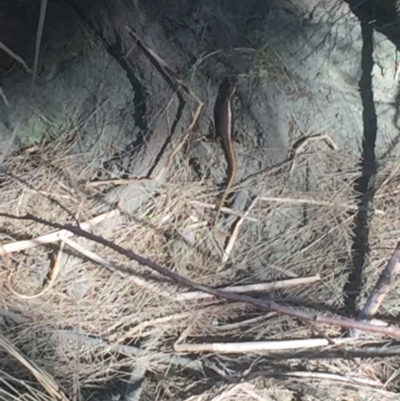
[0, 42, 33, 74]
[351, 241, 400, 338]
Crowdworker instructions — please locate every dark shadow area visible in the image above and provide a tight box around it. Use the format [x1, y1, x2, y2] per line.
[345, 0, 400, 181]
[345, 0, 400, 49]
[342, 4, 378, 316]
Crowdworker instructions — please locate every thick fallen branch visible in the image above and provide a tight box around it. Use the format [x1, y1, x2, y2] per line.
[2, 212, 400, 339]
[351, 241, 400, 338]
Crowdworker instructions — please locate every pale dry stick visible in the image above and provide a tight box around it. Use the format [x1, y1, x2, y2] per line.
[289, 133, 338, 174]
[175, 275, 321, 301]
[110, 312, 192, 344]
[174, 337, 354, 353]
[282, 371, 382, 388]
[0, 210, 118, 255]
[4, 212, 400, 339]
[87, 176, 153, 188]
[63, 237, 172, 297]
[259, 196, 385, 216]
[293, 133, 338, 153]
[221, 196, 259, 265]
[0, 332, 69, 401]
[351, 241, 400, 338]
[0, 122, 20, 166]
[0, 43, 34, 74]
[6, 240, 65, 299]
[0, 86, 9, 106]
[31, 0, 48, 89]
[189, 200, 258, 221]
[0, 0, 46, 164]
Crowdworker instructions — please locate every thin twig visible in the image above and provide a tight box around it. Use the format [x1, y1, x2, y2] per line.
[175, 275, 321, 301]
[0, 123, 20, 166]
[6, 240, 65, 299]
[31, 0, 48, 89]
[189, 200, 257, 221]
[0, 332, 68, 401]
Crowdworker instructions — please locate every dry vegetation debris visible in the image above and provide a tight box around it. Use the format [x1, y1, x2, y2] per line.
[0, 120, 400, 401]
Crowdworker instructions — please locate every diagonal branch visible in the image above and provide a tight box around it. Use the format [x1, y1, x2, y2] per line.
[2, 211, 400, 340]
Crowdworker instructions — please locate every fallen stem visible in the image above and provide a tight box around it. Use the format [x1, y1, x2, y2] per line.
[175, 275, 320, 301]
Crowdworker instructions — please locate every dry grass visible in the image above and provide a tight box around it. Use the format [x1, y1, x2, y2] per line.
[0, 123, 400, 401]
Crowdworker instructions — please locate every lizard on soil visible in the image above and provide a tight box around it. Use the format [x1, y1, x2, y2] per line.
[213, 76, 238, 234]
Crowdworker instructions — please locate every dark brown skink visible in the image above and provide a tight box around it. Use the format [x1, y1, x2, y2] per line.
[213, 76, 238, 233]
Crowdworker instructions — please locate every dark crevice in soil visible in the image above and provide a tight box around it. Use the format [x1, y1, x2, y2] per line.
[345, 0, 400, 50]
[343, 18, 377, 316]
[67, 2, 149, 137]
[129, 31, 187, 178]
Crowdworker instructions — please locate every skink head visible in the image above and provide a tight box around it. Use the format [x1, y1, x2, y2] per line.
[223, 76, 238, 99]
